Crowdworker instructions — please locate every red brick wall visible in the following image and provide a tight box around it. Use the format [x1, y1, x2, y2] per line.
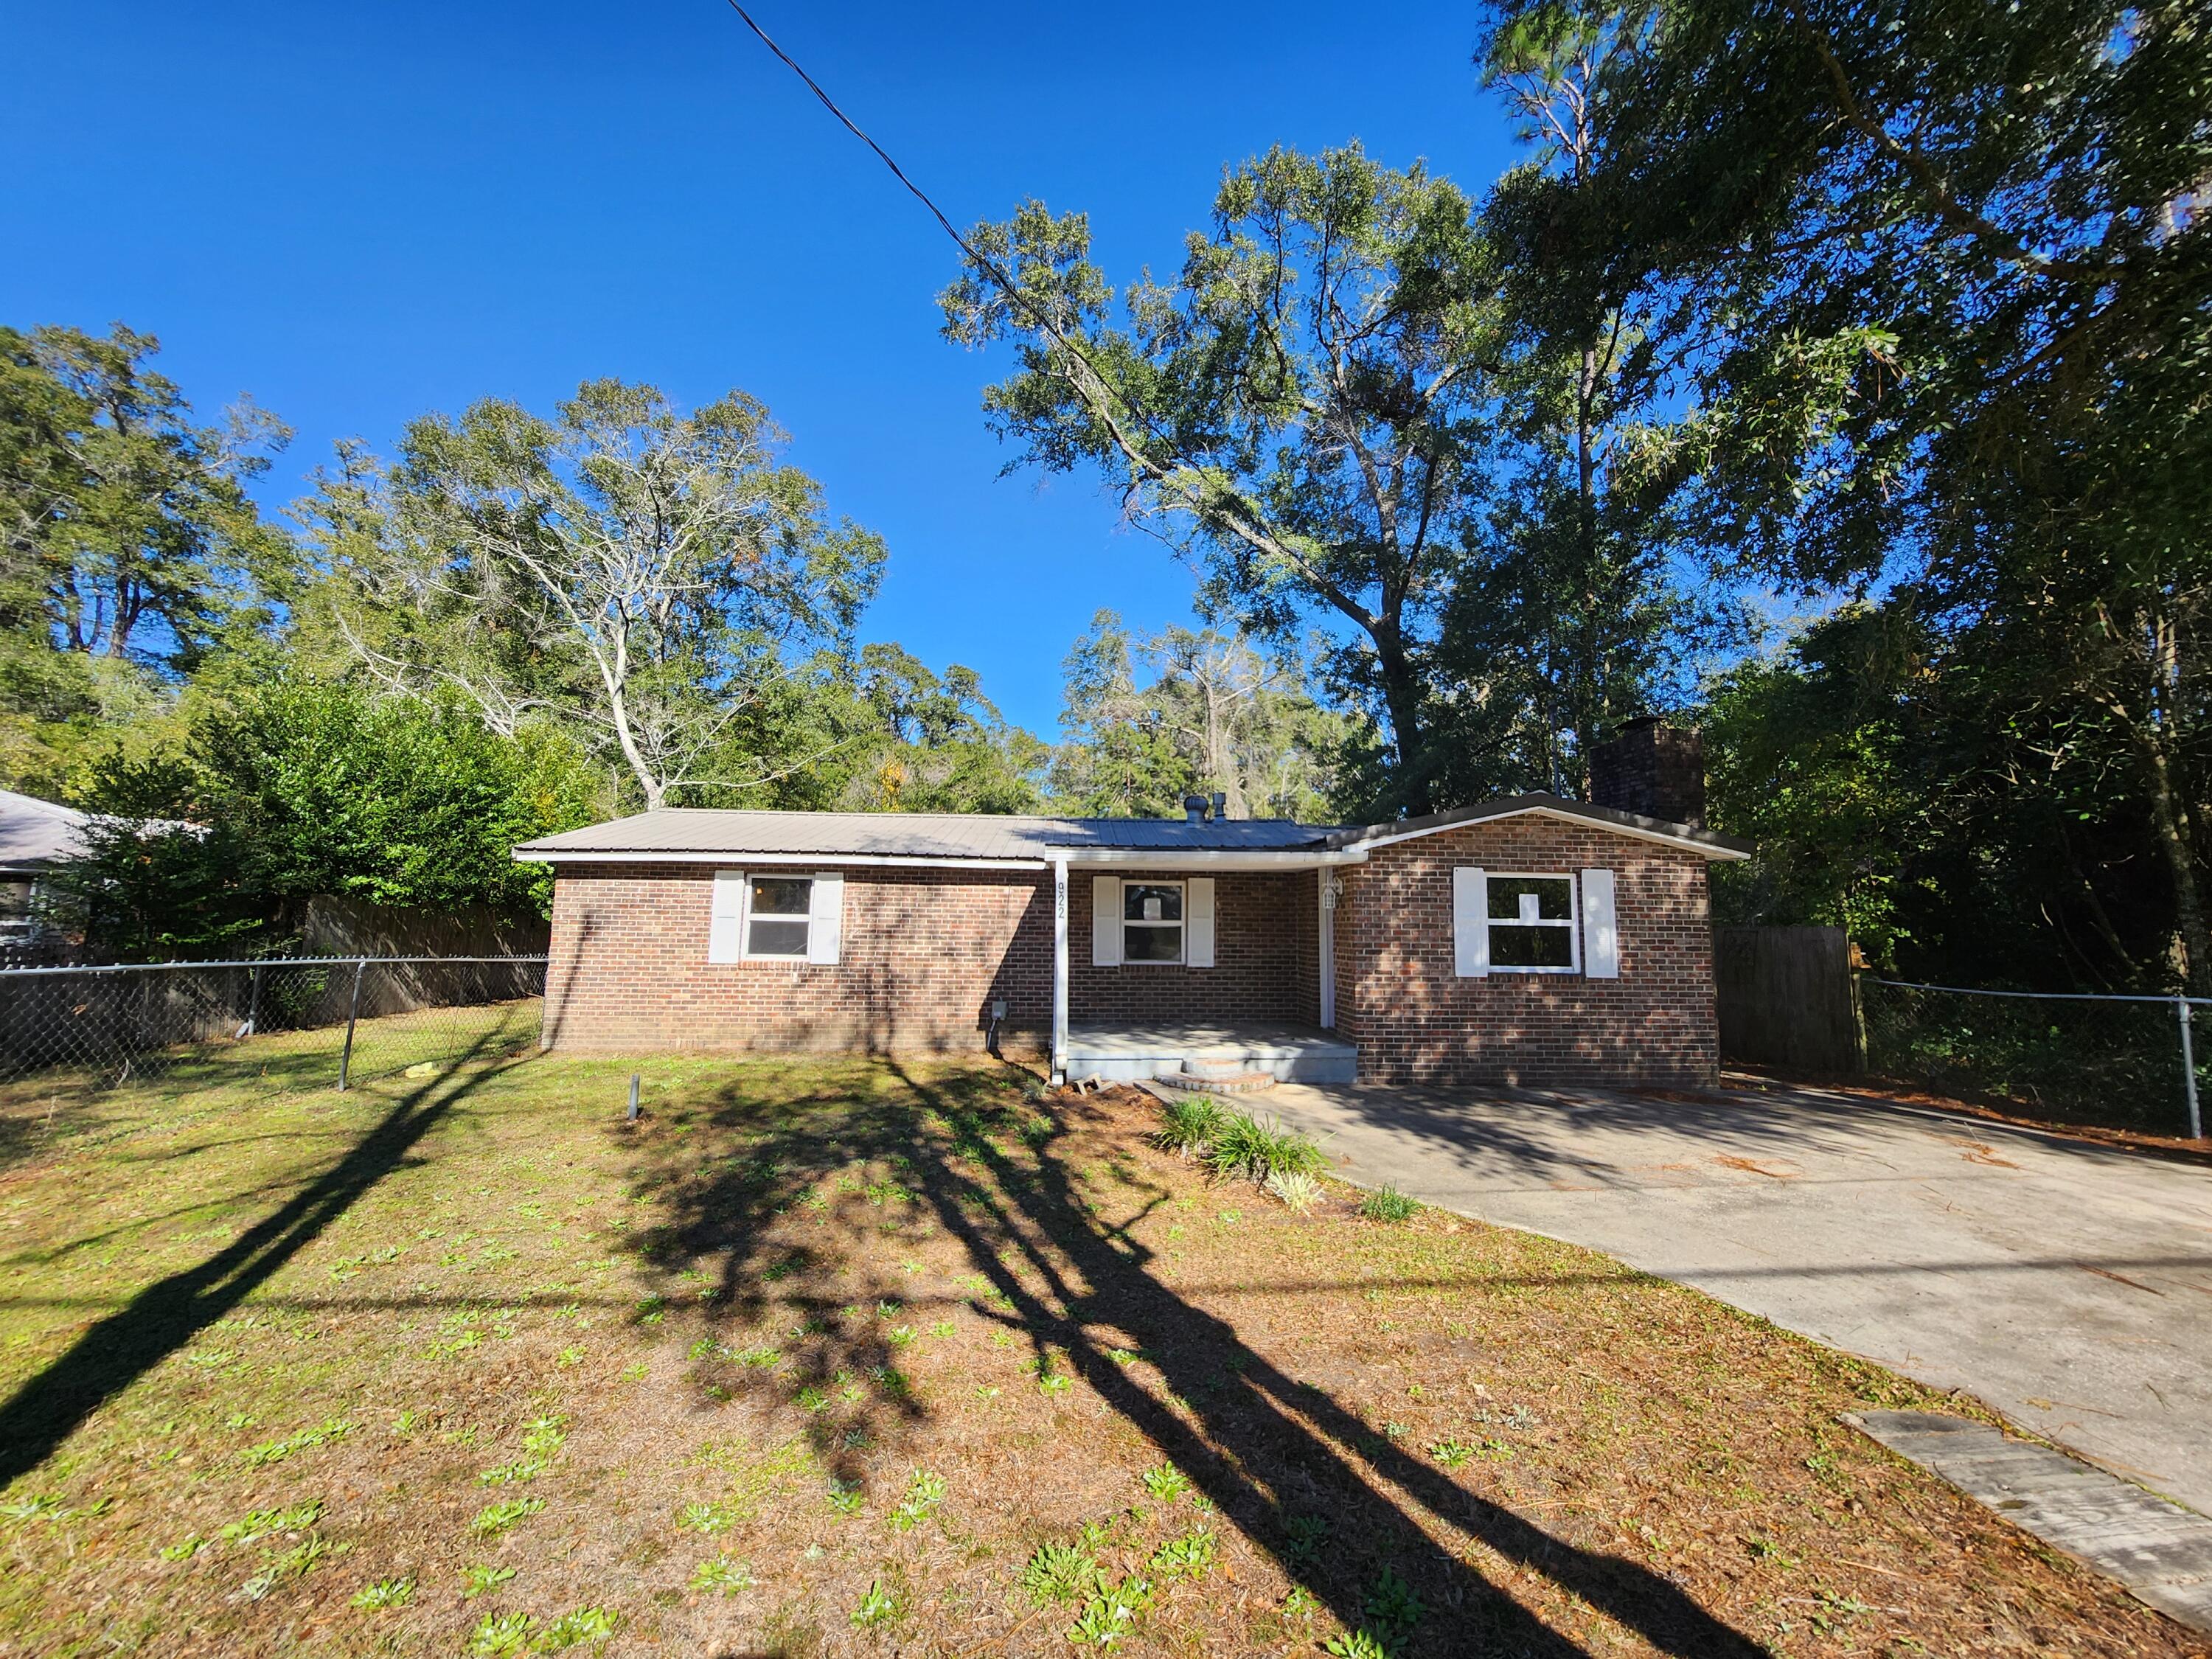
[542, 864, 1051, 1054]
[1068, 869, 1322, 1027]
[1335, 820, 1717, 1086]
[540, 831, 1711, 1082]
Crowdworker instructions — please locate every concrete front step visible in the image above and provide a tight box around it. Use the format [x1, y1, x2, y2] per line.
[1062, 1024, 1358, 1086]
[1157, 1067, 1278, 1095]
[1182, 1055, 1254, 1080]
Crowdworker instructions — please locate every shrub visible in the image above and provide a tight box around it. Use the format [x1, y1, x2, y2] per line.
[1205, 1112, 1326, 1184]
[1153, 1096, 1228, 1158]
[1357, 1186, 1421, 1223]
[1264, 1168, 1323, 1212]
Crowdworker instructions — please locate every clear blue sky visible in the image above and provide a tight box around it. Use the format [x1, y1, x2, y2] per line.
[1, 1, 1520, 737]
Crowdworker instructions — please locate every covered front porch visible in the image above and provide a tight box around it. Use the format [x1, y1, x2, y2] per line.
[1043, 852, 1352, 1085]
[1061, 1020, 1358, 1085]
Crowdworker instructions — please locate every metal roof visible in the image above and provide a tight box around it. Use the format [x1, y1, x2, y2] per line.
[512, 810, 1338, 864]
[514, 796, 1749, 865]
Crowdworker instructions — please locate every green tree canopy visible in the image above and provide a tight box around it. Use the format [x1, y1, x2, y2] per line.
[0, 324, 291, 796]
[942, 145, 1500, 811]
[1478, 0, 2212, 988]
[1050, 609, 1350, 820]
[296, 379, 885, 812]
[63, 675, 598, 960]
[0, 323, 289, 666]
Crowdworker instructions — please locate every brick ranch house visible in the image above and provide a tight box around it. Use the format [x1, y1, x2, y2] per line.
[515, 726, 1750, 1088]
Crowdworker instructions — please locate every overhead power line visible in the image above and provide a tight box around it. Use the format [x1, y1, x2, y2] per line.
[720, 2, 999, 283]
[719, 5, 1295, 572]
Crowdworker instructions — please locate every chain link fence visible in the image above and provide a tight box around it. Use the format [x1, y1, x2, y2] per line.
[0, 956, 547, 1105]
[1860, 978, 2208, 1139]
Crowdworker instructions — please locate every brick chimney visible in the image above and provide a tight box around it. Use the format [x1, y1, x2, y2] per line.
[1587, 716, 1705, 828]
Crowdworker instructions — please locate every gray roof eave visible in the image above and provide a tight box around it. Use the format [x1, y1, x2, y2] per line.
[1319, 793, 1754, 860]
[511, 796, 1753, 866]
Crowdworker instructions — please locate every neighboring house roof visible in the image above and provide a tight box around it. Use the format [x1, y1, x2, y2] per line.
[0, 788, 206, 878]
[0, 788, 94, 876]
[515, 795, 1750, 869]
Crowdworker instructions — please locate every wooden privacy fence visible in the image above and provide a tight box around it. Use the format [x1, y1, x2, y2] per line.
[1714, 925, 1867, 1075]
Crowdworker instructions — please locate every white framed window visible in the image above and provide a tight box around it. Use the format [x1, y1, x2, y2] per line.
[1089, 876, 1214, 968]
[1121, 880, 1185, 964]
[1486, 872, 1579, 972]
[1453, 869, 1579, 975]
[709, 869, 844, 965]
[1452, 866, 1621, 978]
[745, 874, 814, 959]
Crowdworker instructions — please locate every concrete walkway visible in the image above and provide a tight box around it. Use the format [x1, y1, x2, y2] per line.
[1256, 1077, 2212, 1517]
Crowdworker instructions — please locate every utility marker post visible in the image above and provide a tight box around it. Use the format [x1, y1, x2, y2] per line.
[338, 959, 366, 1091]
[2180, 999, 2201, 1141]
[1051, 857, 1069, 1086]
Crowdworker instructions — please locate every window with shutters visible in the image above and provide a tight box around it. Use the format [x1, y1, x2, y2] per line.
[745, 875, 813, 959]
[1484, 873, 1580, 973]
[1121, 880, 1184, 964]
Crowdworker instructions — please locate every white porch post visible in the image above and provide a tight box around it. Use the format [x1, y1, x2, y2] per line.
[1051, 856, 1069, 1083]
[1318, 869, 1337, 1029]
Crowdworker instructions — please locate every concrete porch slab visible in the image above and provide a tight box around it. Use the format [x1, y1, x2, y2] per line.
[1063, 1021, 1356, 1085]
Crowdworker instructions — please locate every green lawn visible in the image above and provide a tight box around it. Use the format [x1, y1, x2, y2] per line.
[0, 1033, 2192, 1657]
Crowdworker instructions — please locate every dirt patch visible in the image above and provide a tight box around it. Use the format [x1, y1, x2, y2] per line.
[1721, 1069, 2212, 1164]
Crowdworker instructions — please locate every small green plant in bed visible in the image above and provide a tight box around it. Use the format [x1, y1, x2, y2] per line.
[1021, 1538, 1102, 1606]
[1357, 1186, 1421, 1223]
[1263, 1167, 1323, 1212]
[1203, 1112, 1326, 1184]
[1152, 1096, 1228, 1158]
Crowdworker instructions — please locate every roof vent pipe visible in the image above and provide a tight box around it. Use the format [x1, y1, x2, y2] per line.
[1183, 793, 1209, 824]
[1210, 790, 1227, 820]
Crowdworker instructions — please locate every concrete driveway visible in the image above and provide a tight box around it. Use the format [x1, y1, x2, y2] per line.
[1257, 1077, 2212, 1516]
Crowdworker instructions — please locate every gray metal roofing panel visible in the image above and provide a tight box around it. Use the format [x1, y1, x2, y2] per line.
[512, 796, 1750, 863]
[1043, 818, 1339, 850]
[512, 810, 1340, 860]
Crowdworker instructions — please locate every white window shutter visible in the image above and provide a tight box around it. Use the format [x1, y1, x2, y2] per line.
[1453, 866, 1489, 977]
[1091, 875, 1121, 967]
[807, 871, 844, 965]
[709, 869, 745, 963]
[1186, 877, 1216, 968]
[1581, 868, 1619, 978]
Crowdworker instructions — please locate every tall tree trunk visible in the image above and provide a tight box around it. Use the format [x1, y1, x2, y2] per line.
[597, 641, 667, 812]
[2106, 605, 2208, 994]
[1572, 340, 1603, 790]
[2138, 721, 2208, 996]
[1371, 622, 1430, 813]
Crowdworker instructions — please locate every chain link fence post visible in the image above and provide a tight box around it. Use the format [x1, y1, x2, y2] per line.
[337, 959, 367, 1092]
[2180, 998, 2202, 1141]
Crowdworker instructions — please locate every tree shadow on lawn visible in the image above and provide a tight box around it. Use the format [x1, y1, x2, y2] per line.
[0, 997, 543, 1182]
[646, 1060, 1765, 1658]
[0, 1034, 534, 1493]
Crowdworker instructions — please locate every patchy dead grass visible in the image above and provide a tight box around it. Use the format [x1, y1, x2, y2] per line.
[0, 1046, 2202, 1658]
